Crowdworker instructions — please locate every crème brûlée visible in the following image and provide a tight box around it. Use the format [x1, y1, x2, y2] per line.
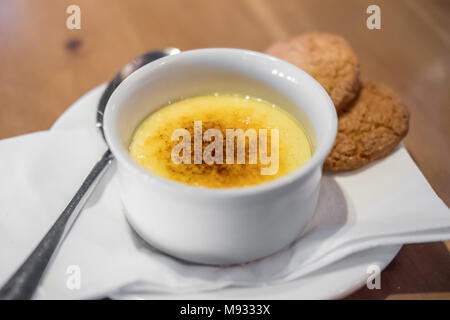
[129, 94, 312, 188]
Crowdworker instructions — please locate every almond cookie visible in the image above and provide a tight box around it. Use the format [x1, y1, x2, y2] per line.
[324, 82, 409, 171]
[266, 33, 361, 111]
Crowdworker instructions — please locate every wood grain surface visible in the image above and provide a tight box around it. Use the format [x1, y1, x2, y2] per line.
[0, 0, 449, 299]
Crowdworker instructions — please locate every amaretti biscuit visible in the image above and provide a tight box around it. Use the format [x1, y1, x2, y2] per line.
[324, 82, 409, 171]
[266, 32, 361, 111]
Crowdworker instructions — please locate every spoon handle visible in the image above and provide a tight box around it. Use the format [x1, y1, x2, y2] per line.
[0, 149, 114, 300]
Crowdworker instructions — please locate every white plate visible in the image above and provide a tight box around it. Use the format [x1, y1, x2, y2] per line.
[52, 84, 401, 299]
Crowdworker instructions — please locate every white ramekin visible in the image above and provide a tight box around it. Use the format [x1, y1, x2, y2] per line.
[103, 48, 337, 265]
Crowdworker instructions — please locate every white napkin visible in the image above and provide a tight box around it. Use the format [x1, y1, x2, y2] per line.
[0, 129, 448, 299]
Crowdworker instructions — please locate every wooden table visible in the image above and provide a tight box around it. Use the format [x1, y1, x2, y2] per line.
[1, 0, 448, 299]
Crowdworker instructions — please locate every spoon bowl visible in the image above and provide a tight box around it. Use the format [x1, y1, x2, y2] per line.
[97, 48, 180, 138]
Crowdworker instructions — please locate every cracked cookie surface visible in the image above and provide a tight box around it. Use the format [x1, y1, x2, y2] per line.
[324, 82, 409, 171]
[266, 32, 361, 111]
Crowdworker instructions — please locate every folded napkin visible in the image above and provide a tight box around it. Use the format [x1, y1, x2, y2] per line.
[0, 128, 448, 299]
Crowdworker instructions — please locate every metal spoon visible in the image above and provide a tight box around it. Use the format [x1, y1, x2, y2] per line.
[0, 48, 180, 300]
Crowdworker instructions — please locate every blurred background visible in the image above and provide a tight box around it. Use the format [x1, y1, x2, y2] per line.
[0, 0, 449, 299]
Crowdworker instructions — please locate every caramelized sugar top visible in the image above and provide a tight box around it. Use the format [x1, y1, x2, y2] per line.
[129, 94, 311, 188]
